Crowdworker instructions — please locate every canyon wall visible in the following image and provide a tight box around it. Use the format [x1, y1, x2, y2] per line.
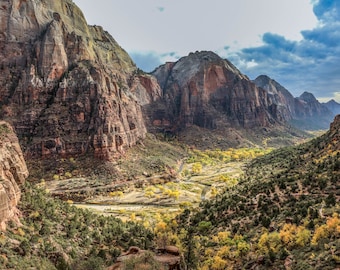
[0, 0, 148, 159]
[0, 122, 28, 230]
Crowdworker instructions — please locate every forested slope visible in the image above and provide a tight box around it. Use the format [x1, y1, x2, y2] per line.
[178, 116, 340, 269]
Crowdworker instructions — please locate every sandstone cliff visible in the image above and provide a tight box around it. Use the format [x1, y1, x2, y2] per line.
[0, 0, 148, 159]
[149, 51, 278, 131]
[0, 122, 28, 230]
[254, 75, 335, 130]
[141, 51, 308, 148]
[253, 75, 296, 121]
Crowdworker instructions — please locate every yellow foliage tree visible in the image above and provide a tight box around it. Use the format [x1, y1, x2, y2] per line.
[191, 162, 202, 174]
[295, 226, 311, 247]
[211, 255, 228, 270]
[258, 231, 281, 255]
[279, 223, 297, 248]
[311, 224, 329, 246]
[311, 214, 340, 246]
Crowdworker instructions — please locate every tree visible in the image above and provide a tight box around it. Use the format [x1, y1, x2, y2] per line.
[211, 255, 228, 270]
[295, 226, 311, 247]
[279, 223, 297, 248]
[191, 163, 202, 174]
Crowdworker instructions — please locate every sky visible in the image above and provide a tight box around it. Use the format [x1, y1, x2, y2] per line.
[73, 0, 340, 102]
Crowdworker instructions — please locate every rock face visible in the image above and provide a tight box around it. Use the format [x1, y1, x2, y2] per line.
[323, 99, 340, 115]
[253, 75, 296, 122]
[254, 75, 335, 130]
[109, 246, 181, 270]
[0, 0, 147, 159]
[0, 122, 28, 230]
[148, 51, 279, 133]
[329, 114, 340, 146]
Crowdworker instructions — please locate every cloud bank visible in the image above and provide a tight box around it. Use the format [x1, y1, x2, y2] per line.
[232, 0, 340, 101]
[130, 0, 340, 102]
[73, 0, 340, 102]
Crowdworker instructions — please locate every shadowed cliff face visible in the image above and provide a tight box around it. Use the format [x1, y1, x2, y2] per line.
[149, 51, 279, 131]
[0, 122, 28, 230]
[329, 114, 340, 144]
[254, 75, 335, 130]
[0, 0, 148, 160]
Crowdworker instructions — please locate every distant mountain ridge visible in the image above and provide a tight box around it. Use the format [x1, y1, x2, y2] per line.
[150, 51, 275, 130]
[254, 75, 335, 130]
[323, 99, 340, 115]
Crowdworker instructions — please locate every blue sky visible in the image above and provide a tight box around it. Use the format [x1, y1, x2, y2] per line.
[73, 0, 340, 102]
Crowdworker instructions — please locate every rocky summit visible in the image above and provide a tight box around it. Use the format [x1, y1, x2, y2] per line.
[149, 51, 277, 130]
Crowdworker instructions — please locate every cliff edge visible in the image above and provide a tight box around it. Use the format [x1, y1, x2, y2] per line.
[0, 0, 148, 160]
[0, 122, 28, 230]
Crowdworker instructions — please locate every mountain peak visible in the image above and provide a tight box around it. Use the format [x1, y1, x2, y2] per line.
[324, 99, 340, 115]
[254, 75, 293, 97]
[299, 91, 318, 102]
[168, 51, 248, 87]
[187, 50, 222, 61]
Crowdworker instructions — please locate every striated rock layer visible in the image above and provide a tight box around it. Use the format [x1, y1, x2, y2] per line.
[0, 0, 148, 160]
[0, 122, 28, 230]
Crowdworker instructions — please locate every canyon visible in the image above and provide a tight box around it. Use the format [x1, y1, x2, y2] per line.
[0, 0, 337, 164]
[0, 1, 339, 269]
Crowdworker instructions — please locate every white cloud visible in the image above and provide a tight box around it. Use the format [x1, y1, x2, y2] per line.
[73, 0, 317, 55]
[73, 0, 340, 103]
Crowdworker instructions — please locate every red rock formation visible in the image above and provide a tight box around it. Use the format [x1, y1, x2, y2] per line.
[149, 51, 278, 131]
[0, 0, 147, 160]
[0, 122, 28, 230]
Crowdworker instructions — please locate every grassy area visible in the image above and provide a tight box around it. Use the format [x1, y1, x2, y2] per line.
[65, 146, 272, 226]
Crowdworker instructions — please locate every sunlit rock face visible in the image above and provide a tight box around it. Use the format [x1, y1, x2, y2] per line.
[0, 122, 28, 230]
[0, 0, 148, 160]
[149, 51, 280, 131]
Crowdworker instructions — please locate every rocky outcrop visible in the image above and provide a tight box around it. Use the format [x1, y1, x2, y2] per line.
[253, 75, 296, 121]
[0, 122, 28, 230]
[0, 0, 147, 160]
[328, 114, 340, 147]
[148, 51, 279, 132]
[109, 246, 181, 270]
[254, 75, 335, 130]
